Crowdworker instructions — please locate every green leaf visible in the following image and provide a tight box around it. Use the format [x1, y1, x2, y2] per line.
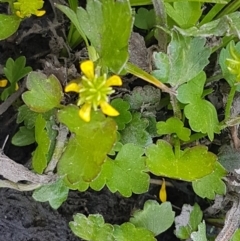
[177, 72, 220, 141]
[134, 8, 155, 30]
[191, 222, 207, 241]
[231, 229, 240, 241]
[91, 143, 149, 197]
[77, 0, 133, 73]
[157, 117, 191, 141]
[124, 85, 161, 110]
[110, 98, 132, 130]
[32, 114, 51, 173]
[219, 41, 240, 91]
[55, 4, 88, 45]
[130, 0, 227, 5]
[120, 113, 152, 147]
[0, 14, 21, 40]
[192, 162, 227, 199]
[113, 222, 156, 241]
[4, 56, 32, 83]
[165, 1, 201, 28]
[130, 200, 175, 236]
[57, 105, 117, 183]
[16, 104, 39, 129]
[175, 203, 202, 239]
[22, 72, 63, 113]
[1, 56, 32, 100]
[11, 126, 35, 146]
[175, 12, 240, 38]
[70, 214, 114, 241]
[152, 33, 211, 86]
[32, 178, 69, 209]
[146, 140, 217, 181]
[218, 145, 240, 172]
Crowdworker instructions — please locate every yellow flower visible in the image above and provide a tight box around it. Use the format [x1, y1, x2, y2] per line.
[0, 79, 8, 88]
[13, 0, 45, 18]
[65, 60, 122, 122]
[159, 178, 167, 202]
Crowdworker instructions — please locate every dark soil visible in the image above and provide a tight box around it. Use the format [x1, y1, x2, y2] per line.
[0, 1, 217, 241]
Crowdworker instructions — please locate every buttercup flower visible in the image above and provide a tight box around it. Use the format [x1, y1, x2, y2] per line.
[65, 60, 122, 122]
[226, 41, 240, 81]
[13, 0, 45, 18]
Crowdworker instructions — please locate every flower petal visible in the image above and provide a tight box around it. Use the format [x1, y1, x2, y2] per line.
[65, 82, 81, 93]
[35, 10, 46, 17]
[100, 101, 119, 116]
[80, 60, 95, 80]
[79, 103, 92, 122]
[0, 79, 8, 87]
[106, 75, 122, 87]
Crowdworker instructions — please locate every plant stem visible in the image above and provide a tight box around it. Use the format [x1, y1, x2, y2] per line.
[224, 84, 237, 122]
[174, 138, 181, 159]
[199, 0, 231, 25]
[216, 0, 240, 18]
[170, 94, 182, 119]
[206, 73, 223, 84]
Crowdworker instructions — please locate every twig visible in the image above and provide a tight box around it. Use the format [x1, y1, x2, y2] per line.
[45, 124, 68, 174]
[215, 193, 240, 241]
[0, 150, 56, 184]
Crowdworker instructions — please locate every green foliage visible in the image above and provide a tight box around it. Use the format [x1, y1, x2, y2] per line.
[11, 126, 35, 146]
[124, 85, 161, 111]
[57, 105, 117, 183]
[113, 222, 156, 241]
[165, 1, 202, 28]
[110, 98, 132, 130]
[175, 203, 203, 239]
[231, 229, 240, 241]
[60, 0, 133, 73]
[91, 143, 149, 197]
[32, 178, 69, 209]
[15, 104, 39, 129]
[22, 72, 63, 112]
[4, 0, 240, 240]
[146, 140, 217, 181]
[219, 41, 240, 91]
[157, 117, 191, 141]
[192, 162, 227, 199]
[191, 222, 208, 241]
[1, 56, 32, 100]
[69, 213, 156, 241]
[152, 33, 211, 86]
[0, 14, 21, 40]
[134, 8, 155, 30]
[120, 113, 152, 147]
[70, 214, 114, 241]
[175, 12, 240, 38]
[130, 200, 175, 236]
[32, 114, 51, 173]
[177, 72, 220, 141]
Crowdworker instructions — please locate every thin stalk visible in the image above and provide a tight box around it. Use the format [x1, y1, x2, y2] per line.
[216, 0, 240, 18]
[174, 138, 181, 159]
[170, 94, 182, 119]
[199, 0, 231, 25]
[224, 84, 237, 122]
[206, 73, 223, 84]
[125, 62, 176, 95]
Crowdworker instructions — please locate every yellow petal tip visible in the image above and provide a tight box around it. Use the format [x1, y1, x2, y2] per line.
[80, 60, 94, 80]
